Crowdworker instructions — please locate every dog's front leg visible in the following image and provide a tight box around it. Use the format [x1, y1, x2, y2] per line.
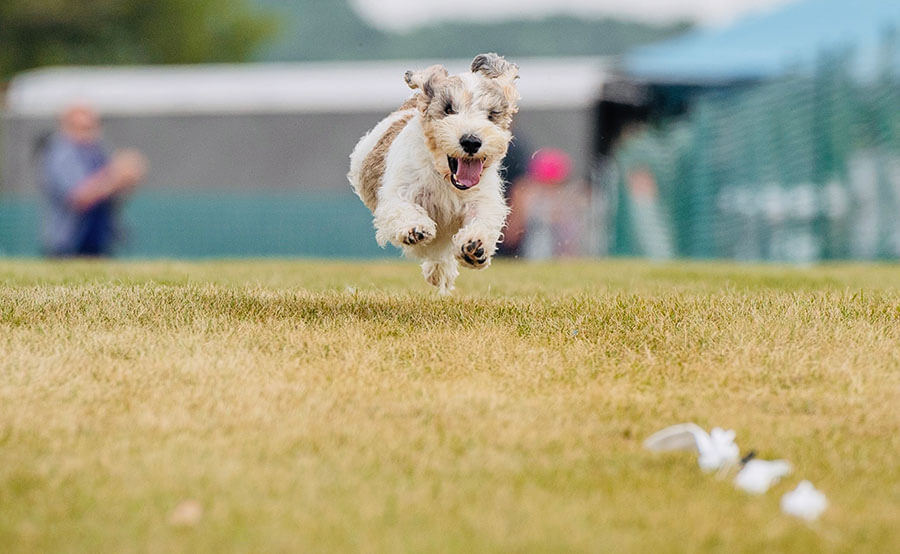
[373, 188, 437, 249]
[452, 192, 509, 270]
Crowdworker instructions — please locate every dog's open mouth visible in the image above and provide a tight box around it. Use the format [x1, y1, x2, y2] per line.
[447, 156, 484, 190]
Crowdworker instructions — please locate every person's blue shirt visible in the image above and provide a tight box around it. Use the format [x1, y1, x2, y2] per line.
[40, 134, 117, 256]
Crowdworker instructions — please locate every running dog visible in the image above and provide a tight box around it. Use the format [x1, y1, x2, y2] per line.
[348, 53, 519, 294]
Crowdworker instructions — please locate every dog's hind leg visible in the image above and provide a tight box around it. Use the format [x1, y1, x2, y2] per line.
[422, 256, 459, 295]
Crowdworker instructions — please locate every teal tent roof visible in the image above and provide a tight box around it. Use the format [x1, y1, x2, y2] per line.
[624, 0, 900, 83]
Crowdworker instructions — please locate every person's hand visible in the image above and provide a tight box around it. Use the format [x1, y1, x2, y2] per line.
[109, 149, 148, 191]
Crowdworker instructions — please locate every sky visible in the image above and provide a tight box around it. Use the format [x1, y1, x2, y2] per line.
[351, 0, 800, 30]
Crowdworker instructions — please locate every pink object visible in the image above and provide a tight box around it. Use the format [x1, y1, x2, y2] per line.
[456, 158, 483, 188]
[528, 148, 572, 184]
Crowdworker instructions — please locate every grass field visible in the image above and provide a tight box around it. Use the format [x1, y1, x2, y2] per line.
[1, 259, 899, 553]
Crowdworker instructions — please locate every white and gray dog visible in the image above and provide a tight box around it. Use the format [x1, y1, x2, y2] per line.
[349, 53, 519, 294]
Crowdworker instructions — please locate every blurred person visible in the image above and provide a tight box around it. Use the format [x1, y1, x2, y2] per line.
[500, 123, 532, 186]
[495, 125, 532, 256]
[503, 148, 589, 259]
[40, 104, 147, 257]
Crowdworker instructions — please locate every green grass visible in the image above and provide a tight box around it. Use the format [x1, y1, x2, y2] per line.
[1, 259, 899, 553]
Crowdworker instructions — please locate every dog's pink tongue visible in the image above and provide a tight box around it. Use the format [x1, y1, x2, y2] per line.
[456, 158, 483, 188]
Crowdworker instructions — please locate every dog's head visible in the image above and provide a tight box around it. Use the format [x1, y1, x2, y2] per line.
[404, 53, 519, 190]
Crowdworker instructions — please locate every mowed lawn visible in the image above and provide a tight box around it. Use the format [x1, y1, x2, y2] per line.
[1, 259, 899, 553]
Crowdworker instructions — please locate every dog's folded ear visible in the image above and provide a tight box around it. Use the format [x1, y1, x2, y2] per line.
[472, 53, 520, 109]
[470, 53, 519, 83]
[404, 65, 449, 97]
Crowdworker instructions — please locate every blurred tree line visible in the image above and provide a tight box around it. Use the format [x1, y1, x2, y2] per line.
[0, 0, 689, 83]
[254, 0, 690, 63]
[0, 0, 277, 82]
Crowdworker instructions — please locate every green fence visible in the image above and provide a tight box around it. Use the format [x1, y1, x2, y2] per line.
[607, 40, 900, 262]
[0, 189, 392, 258]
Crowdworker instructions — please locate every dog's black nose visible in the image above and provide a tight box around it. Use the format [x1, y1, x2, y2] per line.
[459, 134, 482, 155]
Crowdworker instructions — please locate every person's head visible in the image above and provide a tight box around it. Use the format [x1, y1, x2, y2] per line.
[59, 104, 102, 144]
[528, 148, 572, 187]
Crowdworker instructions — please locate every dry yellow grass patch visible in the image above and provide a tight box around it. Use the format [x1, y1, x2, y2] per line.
[1, 259, 899, 552]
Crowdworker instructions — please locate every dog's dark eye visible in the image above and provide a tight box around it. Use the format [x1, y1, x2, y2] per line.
[488, 110, 502, 122]
[443, 103, 457, 116]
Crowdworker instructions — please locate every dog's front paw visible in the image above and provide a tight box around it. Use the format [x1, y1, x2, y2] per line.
[456, 237, 490, 269]
[398, 224, 435, 246]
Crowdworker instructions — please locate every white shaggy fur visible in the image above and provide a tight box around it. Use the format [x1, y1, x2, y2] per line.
[348, 53, 519, 294]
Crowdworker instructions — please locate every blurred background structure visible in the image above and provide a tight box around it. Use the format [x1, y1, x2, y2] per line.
[1, 0, 898, 260]
[1, 60, 604, 257]
[600, 0, 900, 262]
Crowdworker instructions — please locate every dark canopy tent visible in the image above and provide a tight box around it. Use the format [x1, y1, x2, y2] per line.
[598, 0, 900, 155]
[594, 0, 900, 158]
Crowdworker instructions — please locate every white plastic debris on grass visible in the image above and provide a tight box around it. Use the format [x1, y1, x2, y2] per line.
[734, 459, 792, 494]
[781, 480, 828, 521]
[646, 423, 831, 520]
[643, 423, 740, 472]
